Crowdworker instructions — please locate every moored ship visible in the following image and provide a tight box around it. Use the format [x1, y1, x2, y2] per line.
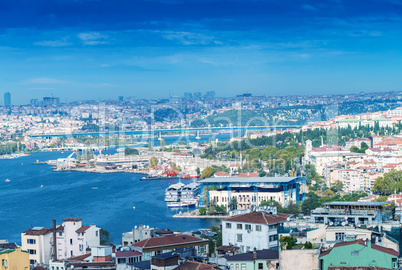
[165, 182, 185, 202]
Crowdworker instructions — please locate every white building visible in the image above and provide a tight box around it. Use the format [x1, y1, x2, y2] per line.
[21, 227, 53, 265]
[209, 187, 292, 208]
[122, 224, 157, 247]
[222, 211, 289, 253]
[55, 218, 100, 260]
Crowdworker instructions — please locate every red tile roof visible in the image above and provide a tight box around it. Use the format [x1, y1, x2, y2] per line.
[56, 225, 64, 232]
[66, 253, 91, 261]
[214, 171, 230, 177]
[174, 261, 220, 270]
[23, 228, 53, 236]
[116, 251, 142, 258]
[63, 218, 82, 222]
[132, 234, 207, 249]
[237, 172, 260, 177]
[76, 226, 90, 233]
[223, 211, 290, 225]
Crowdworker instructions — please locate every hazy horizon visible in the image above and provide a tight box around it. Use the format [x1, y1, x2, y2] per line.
[1, 0, 402, 104]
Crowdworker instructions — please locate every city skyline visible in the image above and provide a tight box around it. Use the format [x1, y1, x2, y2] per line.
[1, 0, 402, 104]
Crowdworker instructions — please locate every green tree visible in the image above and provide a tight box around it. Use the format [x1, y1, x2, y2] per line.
[196, 167, 201, 175]
[200, 166, 214, 179]
[100, 228, 113, 245]
[124, 148, 139, 156]
[330, 180, 344, 192]
[199, 207, 207, 215]
[160, 139, 166, 147]
[373, 170, 402, 195]
[149, 156, 158, 168]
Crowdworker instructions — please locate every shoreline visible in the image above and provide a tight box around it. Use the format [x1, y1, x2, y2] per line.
[173, 215, 228, 219]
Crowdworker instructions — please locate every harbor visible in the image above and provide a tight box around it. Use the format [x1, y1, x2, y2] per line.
[0, 150, 221, 244]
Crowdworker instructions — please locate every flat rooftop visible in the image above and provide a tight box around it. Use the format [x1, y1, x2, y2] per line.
[324, 202, 389, 206]
[198, 176, 304, 184]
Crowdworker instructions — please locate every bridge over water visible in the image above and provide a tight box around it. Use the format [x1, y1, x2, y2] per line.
[29, 125, 301, 138]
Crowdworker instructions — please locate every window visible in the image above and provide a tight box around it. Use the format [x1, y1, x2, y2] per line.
[351, 251, 359, 256]
[70, 239, 73, 245]
[258, 263, 264, 270]
[269, 235, 278, 242]
[71, 251, 73, 256]
[28, 249, 37, 255]
[237, 224, 243, 230]
[59, 232, 62, 236]
[2, 259, 7, 268]
[241, 263, 246, 270]
[199, 245, 206, 254]
[335, 232, 345, 242]
[256, 225, 262, 232]
[79, 244, 83, 251]
[269, 224, 277, 230]
[118, 258, 126, 264]
[237, 234, 243, 242]
[29, 260, 36, 265]
[27, 239, 36, 244]
[236, 264, 239, 270]
[245, 224, 252, 231]
[226, 223, 232, 229]
[96, 231, 99, 237]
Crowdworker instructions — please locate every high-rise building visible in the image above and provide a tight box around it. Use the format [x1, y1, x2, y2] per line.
[193, 92, 202, 99]
[30, 99, 39, 106]
[119, 96, 124, 102]
[204, 91, 215, 98]
[43, 97, 60, 106]
[184, 92, 193, 98]
[4, 92, 11, 107]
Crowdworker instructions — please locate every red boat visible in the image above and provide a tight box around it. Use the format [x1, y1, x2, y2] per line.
[180, 174, 201, 179]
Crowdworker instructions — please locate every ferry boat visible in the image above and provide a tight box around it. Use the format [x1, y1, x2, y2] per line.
[181, 182, 200, 202]
[167, 199, 198, 208]
[141, 169, 179, 181]
[180, 174, 201, 179]
[165, 182, 185, 202]
[32, 160, 47, 165]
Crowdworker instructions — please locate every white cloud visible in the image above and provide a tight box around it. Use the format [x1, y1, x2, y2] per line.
[161, 31, 217, 45]
[34, 39, 72, 47]
[77, 32, 109, 45]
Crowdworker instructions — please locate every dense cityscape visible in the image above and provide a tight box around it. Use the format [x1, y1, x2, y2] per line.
[2, 90, 402, 270]
[2, 0, 402, 269]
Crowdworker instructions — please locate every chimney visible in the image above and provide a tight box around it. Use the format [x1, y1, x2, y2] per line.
[253, 248, 257, 260]
[53, 219, 57, 261]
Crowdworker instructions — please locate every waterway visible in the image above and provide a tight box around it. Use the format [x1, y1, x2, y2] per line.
[0, 133, 238, 245]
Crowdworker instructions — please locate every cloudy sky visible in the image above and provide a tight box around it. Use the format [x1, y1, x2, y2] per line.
[1, 0, 402, 104]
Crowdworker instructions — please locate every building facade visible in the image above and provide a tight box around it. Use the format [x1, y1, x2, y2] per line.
[55, 218, 100, 260]
[222, 211, 289, 252]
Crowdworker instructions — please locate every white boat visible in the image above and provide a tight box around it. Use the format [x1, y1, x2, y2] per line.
[165, 182, 185, 202]
[181, 182, 200, 202]
[5, 179, 11, 182]
[167, 200, 198, 208]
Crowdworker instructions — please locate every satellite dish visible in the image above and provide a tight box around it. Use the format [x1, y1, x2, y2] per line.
[341, 222, 346, 226]
[329, 222, 334, 226]
[247, 230, 251, 233]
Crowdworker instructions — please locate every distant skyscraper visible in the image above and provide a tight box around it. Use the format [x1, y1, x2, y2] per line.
[43, 97, 60, 106]
[30, 99, 39, 106]
[205, 91, 215, 98]
[4, 92, 11, 107]
[119, 96, 124, 102]
[184, 92, 193, 98]
[193, 92, 202, 99]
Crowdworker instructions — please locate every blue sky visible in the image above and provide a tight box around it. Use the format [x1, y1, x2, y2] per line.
[1, 0, 402, 104]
